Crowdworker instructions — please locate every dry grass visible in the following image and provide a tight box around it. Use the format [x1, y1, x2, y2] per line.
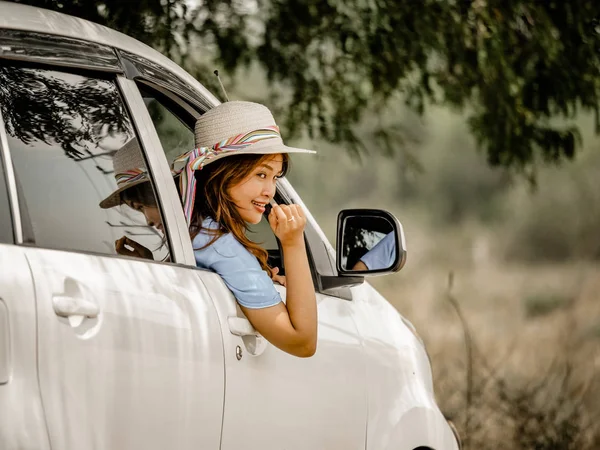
[370, 254, 600, 449]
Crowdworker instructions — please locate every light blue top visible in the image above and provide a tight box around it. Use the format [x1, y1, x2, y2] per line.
[360, 232, 396, 270]
[193, 218, 282, 309]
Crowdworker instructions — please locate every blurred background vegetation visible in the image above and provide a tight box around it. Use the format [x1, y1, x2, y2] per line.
[9, 0, 600, 448]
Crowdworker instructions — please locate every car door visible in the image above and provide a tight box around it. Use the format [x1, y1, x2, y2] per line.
[204, 184, 368, 450]
[0, 64, 224, 450]
[134, 82, 368, 449]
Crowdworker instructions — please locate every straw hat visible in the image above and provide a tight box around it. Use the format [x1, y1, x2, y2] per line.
[190, 101, 315, 166]
[99, 138, 148, 209]
[99, 101, 315, 210]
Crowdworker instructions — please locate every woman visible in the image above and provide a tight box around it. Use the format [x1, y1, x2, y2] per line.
[99, 101, 317, 357]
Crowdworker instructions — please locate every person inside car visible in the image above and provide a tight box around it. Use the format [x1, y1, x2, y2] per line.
[99, 101, 318, 357]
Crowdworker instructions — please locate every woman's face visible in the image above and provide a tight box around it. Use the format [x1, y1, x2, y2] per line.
[125, 200, 164, 233]
[229, 154, 283, 225]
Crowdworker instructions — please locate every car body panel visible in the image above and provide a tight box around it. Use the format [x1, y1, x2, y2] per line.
[199, 272, 368, 450]
[25, 247, 225, 450]
[350, 282, 458, 450]
[0, 245, 50, 450]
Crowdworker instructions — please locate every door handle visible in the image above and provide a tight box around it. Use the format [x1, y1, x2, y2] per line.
[228, 317, 259, 337]
[227, 317, 267, 356]
[53, 295, 99, 327]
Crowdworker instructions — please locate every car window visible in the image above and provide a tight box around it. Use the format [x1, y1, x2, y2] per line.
[137, 83, 196, 165]
[247, 217, 278, 250]
[138, 86, 314, 278]
[0, 65, 170, 261]
[0, 148, 13, 244]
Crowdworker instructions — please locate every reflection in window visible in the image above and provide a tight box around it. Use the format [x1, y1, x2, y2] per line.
[0, 66, 169, 260]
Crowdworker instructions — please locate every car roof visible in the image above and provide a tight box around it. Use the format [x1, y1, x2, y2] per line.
[0, 1, 219, 106]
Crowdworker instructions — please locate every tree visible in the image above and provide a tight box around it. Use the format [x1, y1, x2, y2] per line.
[8, 0, 600, 174]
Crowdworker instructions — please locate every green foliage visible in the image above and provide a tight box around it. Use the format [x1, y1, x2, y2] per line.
[9, 0, 600, 173]
[439, 2, 598, 171]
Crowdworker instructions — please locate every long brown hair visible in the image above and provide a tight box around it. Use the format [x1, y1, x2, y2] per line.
[190, 153, 290, 276]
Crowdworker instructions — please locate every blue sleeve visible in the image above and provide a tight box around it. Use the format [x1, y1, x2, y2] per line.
[193, 231, 282, 309]
[359, 232, 396, 270]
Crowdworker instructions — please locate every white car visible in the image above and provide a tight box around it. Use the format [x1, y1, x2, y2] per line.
[0, 2, 460, 449]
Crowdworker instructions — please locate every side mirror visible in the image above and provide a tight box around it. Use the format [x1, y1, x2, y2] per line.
[336, 209, 406, 276]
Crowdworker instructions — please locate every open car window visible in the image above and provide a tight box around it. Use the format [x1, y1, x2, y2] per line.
[136, 84, 319, 283]
[137, 82, 197, 165]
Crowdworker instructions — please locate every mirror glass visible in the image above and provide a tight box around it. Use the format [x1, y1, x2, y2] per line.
[340, 216, 397, 272]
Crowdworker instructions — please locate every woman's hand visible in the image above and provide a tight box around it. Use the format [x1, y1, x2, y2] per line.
[115, 236, 154, 260]
[267, 203, 306, 248]
[270, 266, 287, 287]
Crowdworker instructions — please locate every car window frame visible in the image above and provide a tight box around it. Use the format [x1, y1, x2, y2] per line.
[0, 29, 122, 74]
[118, 50, 215, 113]
[116, 76, 194, 265]
[0, 105, 16, 244]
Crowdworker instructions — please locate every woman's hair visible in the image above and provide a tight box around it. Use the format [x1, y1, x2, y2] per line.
[191, 153, 290, 276]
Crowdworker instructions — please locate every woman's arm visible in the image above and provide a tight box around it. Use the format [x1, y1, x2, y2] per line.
[352, 260, 369, 271]
[352, 232, 396, 271]
[240, 203, 318, 357]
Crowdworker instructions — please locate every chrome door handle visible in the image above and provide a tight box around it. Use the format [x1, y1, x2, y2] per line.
[53, 295, 99, 327]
